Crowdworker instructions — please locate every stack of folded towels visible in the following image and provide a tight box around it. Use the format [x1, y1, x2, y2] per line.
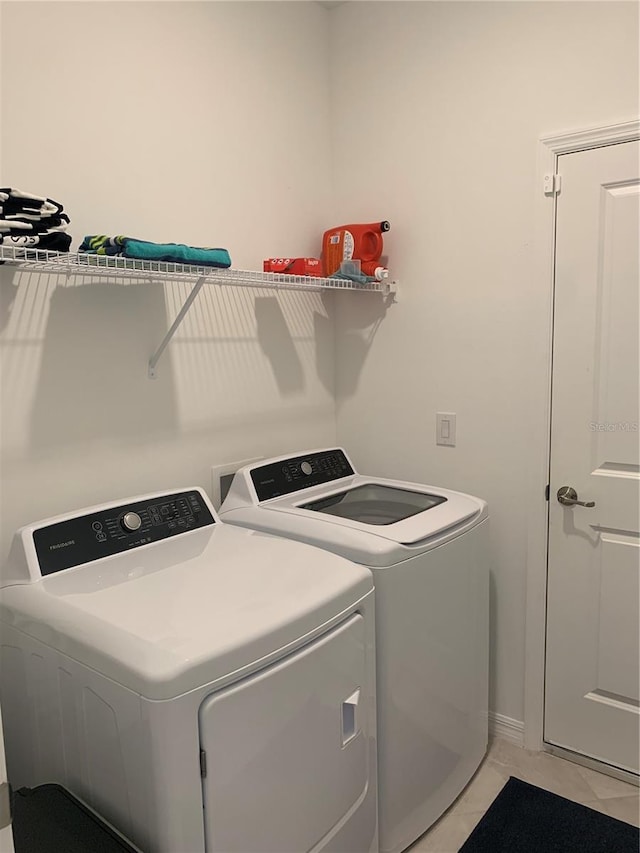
[0, 188, 72, 252]
[79, 235, 231, 268]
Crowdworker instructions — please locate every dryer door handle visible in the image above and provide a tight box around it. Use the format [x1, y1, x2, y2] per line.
[341, 689, 360, 746]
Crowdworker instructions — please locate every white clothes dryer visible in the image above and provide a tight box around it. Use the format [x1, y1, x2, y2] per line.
[0, 488, 378, 853]
[220, 449, 490, 853]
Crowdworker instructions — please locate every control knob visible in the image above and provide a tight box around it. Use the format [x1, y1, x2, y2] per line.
[121, 511, 142, 532]
[301, 461, 313, 476]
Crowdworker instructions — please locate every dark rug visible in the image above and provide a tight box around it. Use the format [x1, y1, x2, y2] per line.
[12, 784, 137, 853]
[459, 776, 639, 852]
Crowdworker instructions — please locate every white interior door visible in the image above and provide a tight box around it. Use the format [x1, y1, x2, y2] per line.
[545, 139, 640, 775]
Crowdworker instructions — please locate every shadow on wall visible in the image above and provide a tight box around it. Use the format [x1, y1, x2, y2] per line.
[255, 296, 305, 394]
[254, 294, 336, 399]
[325, 290, 393, 400]
[0, 270, 17, 333]
[254, 289, 392, 401]
[3, 273, 388, 457]
[314, 308, 334, 397]
[27, 280, 178, 451]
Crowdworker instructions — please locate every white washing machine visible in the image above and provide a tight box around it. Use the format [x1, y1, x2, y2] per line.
[0, 487, 378, 853]
[220, 448, 490, 853]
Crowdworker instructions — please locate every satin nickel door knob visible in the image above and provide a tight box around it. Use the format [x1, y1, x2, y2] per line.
[557, 486, 596, 507]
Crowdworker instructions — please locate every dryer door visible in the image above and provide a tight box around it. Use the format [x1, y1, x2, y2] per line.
[199, 613, 373, 853]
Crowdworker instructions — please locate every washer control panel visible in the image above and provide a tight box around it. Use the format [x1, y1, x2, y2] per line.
[33, 490, 215, 576]
[251, 449, 354, 501]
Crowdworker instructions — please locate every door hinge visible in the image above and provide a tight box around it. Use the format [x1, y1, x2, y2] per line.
[543, 174, 562, 196]
[545, 484, 550, 501]
[0, 782, 11, 830]
[200, 749, 207, 778]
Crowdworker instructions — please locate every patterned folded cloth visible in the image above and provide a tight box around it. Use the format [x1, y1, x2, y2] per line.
[0, 232, 72, 251]
[79, 235, 124, 256]
[79, 235, 232, 268]
[0, 215, 70, 234]
[0, 187, 71, 253]
[0, 188, 65, 219]
[1, 210, 69, 229]
[0, 218, 33, 233]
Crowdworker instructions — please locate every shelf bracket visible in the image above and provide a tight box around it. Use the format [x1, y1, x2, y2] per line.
[148, 275, 207, 379]
[385, 279, 399, 301]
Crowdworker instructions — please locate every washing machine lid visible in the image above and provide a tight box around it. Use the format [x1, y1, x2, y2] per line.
[0, 490, 373, 700]
[220, 449, 488, 565]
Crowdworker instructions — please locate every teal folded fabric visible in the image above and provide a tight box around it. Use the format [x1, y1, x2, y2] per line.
[329, 271, 377, 285]
[79, 235, 231, 268]
[124, 239, 231, 268]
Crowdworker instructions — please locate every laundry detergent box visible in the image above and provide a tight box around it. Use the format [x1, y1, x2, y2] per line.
[263, 257, 325, 277]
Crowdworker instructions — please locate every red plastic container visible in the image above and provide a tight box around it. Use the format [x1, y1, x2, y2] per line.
[322, 220, 390, 277]
[263, 258, 324, 276]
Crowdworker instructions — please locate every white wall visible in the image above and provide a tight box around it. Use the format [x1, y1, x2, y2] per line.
[2, 0, 638, 730]
[329, 1, 639, 723]
[0, 1, 335, 559]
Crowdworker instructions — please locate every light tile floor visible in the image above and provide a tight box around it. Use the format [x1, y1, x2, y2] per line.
[407, 738, 640, 853]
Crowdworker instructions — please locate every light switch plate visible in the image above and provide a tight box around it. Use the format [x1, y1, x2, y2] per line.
[436, 412, 456, 447]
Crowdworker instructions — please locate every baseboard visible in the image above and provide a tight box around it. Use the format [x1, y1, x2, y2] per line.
[489, 711, 525, 746]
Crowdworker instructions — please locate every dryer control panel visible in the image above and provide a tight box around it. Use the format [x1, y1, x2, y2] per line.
[251, 449, 354, 501]
[33, 490, 215, 576]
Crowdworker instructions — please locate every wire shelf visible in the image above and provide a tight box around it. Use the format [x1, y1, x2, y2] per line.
[0, 246, 396, 296]
[0, 245, 397, 378]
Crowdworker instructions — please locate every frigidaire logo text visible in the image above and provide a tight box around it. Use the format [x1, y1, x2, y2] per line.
[50, 540, 75, 550]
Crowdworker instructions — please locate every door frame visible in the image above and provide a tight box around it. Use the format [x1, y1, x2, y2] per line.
[524, 118, 640, 754]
